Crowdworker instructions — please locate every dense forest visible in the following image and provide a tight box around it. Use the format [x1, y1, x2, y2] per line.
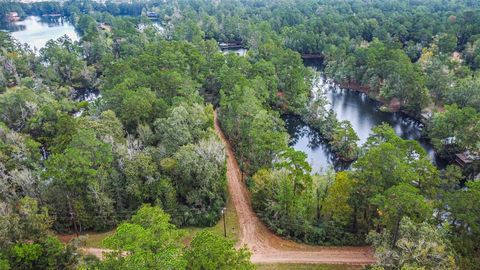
[0, 0, 480, 269]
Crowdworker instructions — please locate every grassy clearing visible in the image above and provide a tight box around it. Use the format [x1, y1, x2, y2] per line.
[83, 230, 115, 248]
[209, 194, 240, 241]
[256, 264, 363, 270]
[81, 194, 240, 248]
[74, 198, 365, 270]
[181, 193, 240, 244]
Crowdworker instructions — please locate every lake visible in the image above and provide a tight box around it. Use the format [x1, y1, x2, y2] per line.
[7, 16, 79, 50]
[286, 67, 447, 173]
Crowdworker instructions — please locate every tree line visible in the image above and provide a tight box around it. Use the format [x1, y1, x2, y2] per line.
[0, 6, 239, 269]
[0, 0, 480, 269]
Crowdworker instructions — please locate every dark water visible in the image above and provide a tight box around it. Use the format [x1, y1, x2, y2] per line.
[7, 16, 79, 50]
[285, 75, 447, 173]
[284, 114, 350, 172]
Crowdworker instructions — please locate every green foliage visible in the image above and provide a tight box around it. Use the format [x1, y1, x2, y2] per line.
[119, 87, 156, 131]
[172, 135, 227, 226]
[77, 110, 125, 143]
[371, 184, 433, 244]
[155, 103, 212, 155]
[219, 85, 287, 175]
[358, 124, 440, 195]
[465, 39, 480, 70]
[43, 129, 115, 231]
[6, 236, 76, 270]
[0, 197, 77, 270]
[40, 37, 95, 89]
[423, 56, 453, 103]
[251, 150, 317, 242]
[427, 104, 480, 156]
[101, 205, 187, 270]
[0, 87, 38, 132]
[321, 172, 354, 226]
[248, 110, 289, 171]
[0, 197, 51, 247]
[2, 0, 480, 266]
[330, 120, 359, 161]
[0, 123, 41, 177]
[367, 217, 456, 270]
[348, 124, 439, 237]
[302, 85, 359, 161]
[444, 181, 480, 268]
[268, 46, 312, 112]
[95, 205, 253, 270]
[186, 231, 254, 270]
[327, 39, 430, 114]
[173, 19, 205, 43]
[0, 256, 9, 270]
[446, 74, 480, 111]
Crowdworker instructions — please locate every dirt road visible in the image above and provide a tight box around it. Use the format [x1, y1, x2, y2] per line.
[80, 248, 109, 259]
[71, 111, 375, 266]
[213, 111, 375, 265]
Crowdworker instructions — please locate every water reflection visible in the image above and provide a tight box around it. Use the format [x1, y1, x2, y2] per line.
[286, 70, 447, 173]
[284, 115, 351, 173]
[8, 16, 79, 50]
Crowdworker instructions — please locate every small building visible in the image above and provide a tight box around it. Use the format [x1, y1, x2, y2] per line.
[455, 151, 479, 168]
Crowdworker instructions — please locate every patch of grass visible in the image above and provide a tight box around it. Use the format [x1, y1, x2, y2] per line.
[256, 264, 363, 270]
[75, 201, 364, 270]
[180, 227, 203, 245]
[80, 195, 239, 248]
[209, 194, 240, 241]
[181, 193, 240, 245]
[83, 230, 115, 248]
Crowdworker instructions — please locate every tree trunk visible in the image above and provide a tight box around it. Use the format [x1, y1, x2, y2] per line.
[316, 187, 320, 224]
[67, 194, 80, 236]
[392, 218, 401, 248]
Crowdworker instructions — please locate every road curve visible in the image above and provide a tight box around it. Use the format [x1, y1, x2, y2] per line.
[213, 110, 375, 265]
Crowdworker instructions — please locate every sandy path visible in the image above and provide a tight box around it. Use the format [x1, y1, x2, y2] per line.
[72, 111, 374, 266]
[213, 110, 375, 265]
[80, 248, 109, 259]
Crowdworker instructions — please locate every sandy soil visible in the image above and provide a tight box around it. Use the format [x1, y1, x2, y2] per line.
[80, 248, 110, 259]
[213, 110, 375, 265]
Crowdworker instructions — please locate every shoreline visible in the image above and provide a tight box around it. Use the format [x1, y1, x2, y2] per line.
[336, 80, 427, 124]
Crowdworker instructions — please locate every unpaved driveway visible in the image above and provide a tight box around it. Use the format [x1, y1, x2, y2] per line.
[74, 111, 375, 266]
[214, 110, 375, 265]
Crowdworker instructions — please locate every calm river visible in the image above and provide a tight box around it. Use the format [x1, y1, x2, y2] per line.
[286, 64, 447, 173]
[7, 16, 79, 50]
